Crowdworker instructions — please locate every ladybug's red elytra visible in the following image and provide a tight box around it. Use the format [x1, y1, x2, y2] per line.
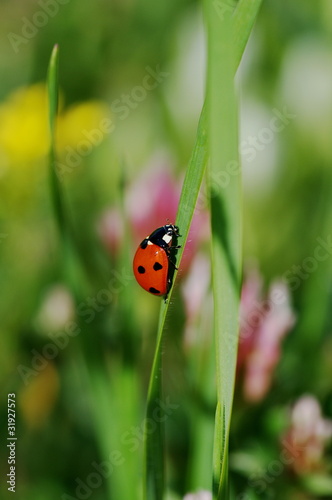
[133, 224, 181, 298]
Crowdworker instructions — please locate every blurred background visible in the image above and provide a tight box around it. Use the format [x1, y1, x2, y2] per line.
[1, 0, 332, 499]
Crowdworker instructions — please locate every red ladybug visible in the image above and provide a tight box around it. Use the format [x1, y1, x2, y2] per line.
[133, 224, 181, 298]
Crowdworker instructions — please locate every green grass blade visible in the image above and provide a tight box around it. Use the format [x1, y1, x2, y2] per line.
[47, 44, 59, 139]
[47, 43, 76, 296]
[143, 2, 262, 497]
[232, 0, 264, 69]
[205, 1, 241, 495]
[204, 0, 263, 497]
[143, 109, 209, 500]
[47, 44, 66, 236]
[47, 44, 85, 296]
[143, 317, 166, 500]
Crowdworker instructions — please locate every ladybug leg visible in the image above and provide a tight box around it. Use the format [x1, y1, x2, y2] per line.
[168, 258, 179, 270]
[166, 244, 181, 270]
[165, 275, 173, 300]
[166, 244, 181, 255]
[162, 277, 171, 303]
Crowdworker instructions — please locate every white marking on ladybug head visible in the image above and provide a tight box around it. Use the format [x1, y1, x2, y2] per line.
[163, 233, 172, 245]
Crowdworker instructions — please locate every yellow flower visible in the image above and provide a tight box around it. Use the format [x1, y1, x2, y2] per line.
[0, 83, 111, 167]
[18, 362, 60, 429]
[57, 100, 111, 153]
[0, 83, 49, 165]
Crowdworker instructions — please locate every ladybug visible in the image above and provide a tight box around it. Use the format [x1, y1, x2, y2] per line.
[133, 224, 181, 298]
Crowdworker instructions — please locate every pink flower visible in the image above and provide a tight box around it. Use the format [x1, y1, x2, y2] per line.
[98, 158, 209, 273]
[238, 268, 296, 402]
[125, 160, 180, 243]
[237, 267, 264, 369]
[181, 252, 211, 345]
[282, 395, 332, 474]
[97, 207, 124, 256]
[183, 491, 212, 500]
[182, 252, 210, 320]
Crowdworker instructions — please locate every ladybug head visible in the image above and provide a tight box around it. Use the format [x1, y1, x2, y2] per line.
[165, 224, 181, 238]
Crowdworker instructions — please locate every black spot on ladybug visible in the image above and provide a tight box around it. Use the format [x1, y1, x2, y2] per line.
[149, 287, 160, 294]
[137, 266, 145, 274]
[140, 240, 148, 249]
[153, 262, 163, 271]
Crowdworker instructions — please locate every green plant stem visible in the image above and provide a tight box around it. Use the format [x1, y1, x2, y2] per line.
[143, 1, 263, 498]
